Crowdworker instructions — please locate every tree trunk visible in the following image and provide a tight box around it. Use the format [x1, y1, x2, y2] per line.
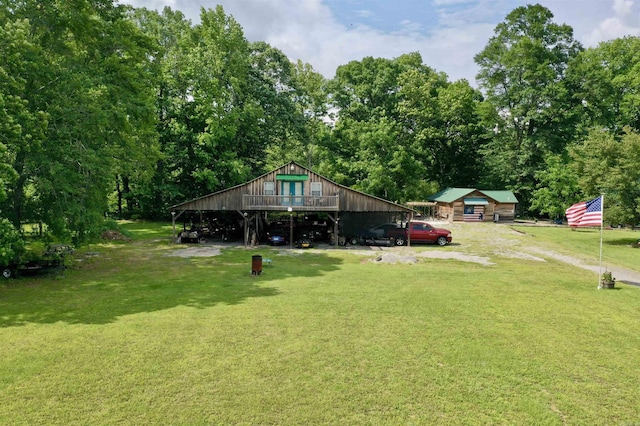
[123, 175, 132, 215]
[115, 174, 123, 219]
[11, 151, 28, 229]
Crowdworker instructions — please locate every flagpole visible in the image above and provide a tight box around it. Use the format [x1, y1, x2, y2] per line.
[598, 194, 604, 288]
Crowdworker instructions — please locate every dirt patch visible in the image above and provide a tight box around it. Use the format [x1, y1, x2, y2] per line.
[165, 246, 222, 258]
[373, 253, 418, 264]
[276, 249, 304, 256]
[368, 250, 493, 265]
[414, 251, 494, 265]
[159, 230, 640, 286]
[491, 250, 545, 262]
[102, 230, 130, 241]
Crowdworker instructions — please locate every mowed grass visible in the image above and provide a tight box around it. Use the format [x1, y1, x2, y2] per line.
[1, 222, 639, 425]
[512, 224, 640, 273]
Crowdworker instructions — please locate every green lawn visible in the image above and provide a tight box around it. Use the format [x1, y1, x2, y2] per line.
[512, 224, 640, 273]
[1, 222, 639, 425]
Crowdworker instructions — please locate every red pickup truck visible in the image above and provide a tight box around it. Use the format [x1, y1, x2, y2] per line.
[386, 221, 452, 246]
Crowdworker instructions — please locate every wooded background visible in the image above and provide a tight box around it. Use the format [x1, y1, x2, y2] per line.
[1, 1, 639, 248]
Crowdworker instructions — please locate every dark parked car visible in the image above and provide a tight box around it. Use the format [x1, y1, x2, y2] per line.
[344, 223, 400, 246]
[267, 226, 289, 245]
[367, 223, 401, 238]
[295, 231, 313, 248]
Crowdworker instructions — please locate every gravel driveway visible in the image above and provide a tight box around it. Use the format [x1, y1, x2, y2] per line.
[165, 222, 640, 287]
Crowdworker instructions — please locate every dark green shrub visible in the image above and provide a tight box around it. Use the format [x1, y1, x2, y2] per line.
[0, 219, 25, 267]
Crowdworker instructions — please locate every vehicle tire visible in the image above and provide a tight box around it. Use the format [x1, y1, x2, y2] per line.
[436, 236, 448, 246]
[349, 237, 360, 246]
[2, 268, 12, 279]
[395, 237, 405, 246]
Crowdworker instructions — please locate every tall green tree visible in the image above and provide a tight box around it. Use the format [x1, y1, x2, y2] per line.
[0, 18, 46, 213]
[568, 36, 640, 134]
[0, 0, 158, 241]
[569, 128, 640, 226]
[132, 6, 325, 217]
[129, 6, 193, 217]
[178, 6, 254, 196]
[398, 72, 486, 188]
[263, 58, 329, 170]
[130, 5, 254, 212]
[323, 54, 428, 201]
[247, 42, 308, 170]
[475, 4, 582, 211]
[530, 153, 580, 218]
[324, 53, 485, 201]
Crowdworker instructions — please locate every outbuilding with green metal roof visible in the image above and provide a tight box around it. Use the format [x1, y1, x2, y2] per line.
[426, 188, 519, 222]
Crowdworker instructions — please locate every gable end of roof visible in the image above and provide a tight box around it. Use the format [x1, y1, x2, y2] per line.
[427, 188, 476, 203]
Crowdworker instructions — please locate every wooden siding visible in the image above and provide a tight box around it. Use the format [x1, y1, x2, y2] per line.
[436, 204, 455, 220]
[171, 162, 412, 213]
[453, 202, 465, 221]
[493, 203, 516, 221]
[435, 190, 516, 223]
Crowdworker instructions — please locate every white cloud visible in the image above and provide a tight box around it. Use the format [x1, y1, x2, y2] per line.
[356, 9, 374, 18]
[398, 19, 423, 33]
[586, 17, 640, 44]
[120, 0, 493, 83]
[433, 0, 477, 5]
[613, 0, 633, 15]
[582, 0, 640, 46]
[119, 0, 640, 86]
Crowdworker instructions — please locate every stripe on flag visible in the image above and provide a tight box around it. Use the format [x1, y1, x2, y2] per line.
[565, 196, 603, 227]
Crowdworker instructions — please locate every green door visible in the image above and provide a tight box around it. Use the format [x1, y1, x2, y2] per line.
[281, 181, 303, 206]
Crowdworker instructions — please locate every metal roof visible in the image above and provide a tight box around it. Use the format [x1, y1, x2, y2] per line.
[427, 188, 476, 203]
[478, 190, 519, 204]
[428, 188, 519, 204]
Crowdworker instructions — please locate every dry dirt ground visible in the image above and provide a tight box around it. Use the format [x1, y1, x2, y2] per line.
[165, 221, 640, 287]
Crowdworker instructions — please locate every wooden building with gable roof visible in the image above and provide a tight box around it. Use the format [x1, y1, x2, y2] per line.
[170, 161, 414, 245]
[427, 188, 519, 222]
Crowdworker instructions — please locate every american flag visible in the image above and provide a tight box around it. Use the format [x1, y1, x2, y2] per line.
[565, 196, 603, 227]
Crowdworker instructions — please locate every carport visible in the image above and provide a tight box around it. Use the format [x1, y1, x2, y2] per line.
[169, 161, 414, 247]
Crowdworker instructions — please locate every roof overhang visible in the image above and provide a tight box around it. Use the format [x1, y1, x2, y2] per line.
[464, 198, 489, 205]
[406, 201, 436, 207]
[276, 174, 308, 181]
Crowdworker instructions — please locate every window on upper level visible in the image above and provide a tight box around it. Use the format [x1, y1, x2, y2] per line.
[264, 181, 275, 195]
[311, 182, 322, 197]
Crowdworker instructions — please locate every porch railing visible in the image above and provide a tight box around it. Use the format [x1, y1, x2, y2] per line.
[243, 194, 339, 211]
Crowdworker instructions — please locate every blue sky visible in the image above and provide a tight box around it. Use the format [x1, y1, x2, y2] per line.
[120, 0, 640, 86]
[323, 0, 440, 32]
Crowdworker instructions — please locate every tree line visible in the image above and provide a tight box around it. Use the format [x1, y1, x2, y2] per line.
[1, 1, 640, 251]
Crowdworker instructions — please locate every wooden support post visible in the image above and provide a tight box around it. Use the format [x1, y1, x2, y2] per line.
[171, 210, 186, 243]
[245, 217, 249, 247]
[408, 211, 413, 247]
[285, 206, 293, 248]
[327, 212, 340, 247]
[237, 210, 249, 247]
[171, 212, 176, 241]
